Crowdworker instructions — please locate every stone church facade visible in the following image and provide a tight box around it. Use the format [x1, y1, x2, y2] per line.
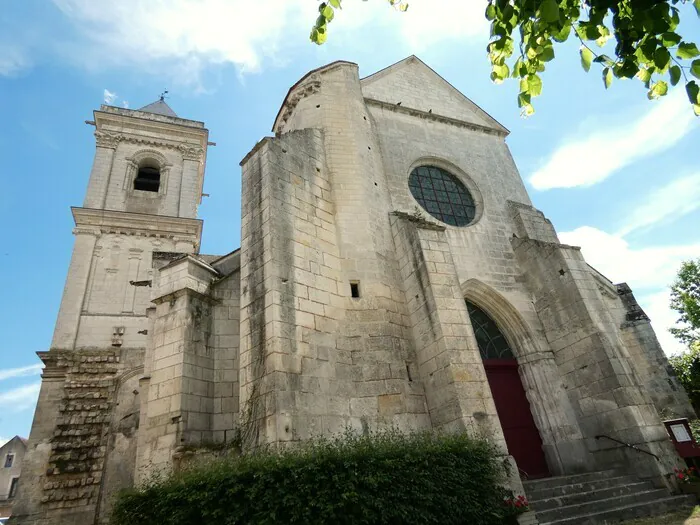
[11, 56, 694, 524]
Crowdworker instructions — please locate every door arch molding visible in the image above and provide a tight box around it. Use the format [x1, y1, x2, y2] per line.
[460, 278, 575, 476]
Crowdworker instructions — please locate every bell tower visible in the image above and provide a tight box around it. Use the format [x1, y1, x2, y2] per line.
[51, 99, 209, 352]
[10, 100, 209, 525]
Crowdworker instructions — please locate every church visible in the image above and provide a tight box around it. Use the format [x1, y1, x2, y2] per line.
[10, 56, 696, 524]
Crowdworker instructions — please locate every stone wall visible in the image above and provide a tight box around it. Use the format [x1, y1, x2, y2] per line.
[10, 350, 142, 525]
[511, 232, 685, 483]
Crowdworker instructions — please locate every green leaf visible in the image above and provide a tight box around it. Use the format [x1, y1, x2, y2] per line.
[322, 5, 334, 21]
[486, 4, 496, 21]
[541, 43, 555, 62]
[603, 67, 613, 89]
[688, 81, 700, 105]
[692, 60, 700, 80]
[593, 54, 614, 67]
[329, 0, 341, 8]
[539, 0, 560, 23]
[519, 76, 529, 93]
[527, 74, 543, 96]
[654, 47, 671, 71]
[491, 63, 509, 84]
[670, 6, 680, 30]
[670, 65, 682, 86]
[678, 42, 700, 59]
[580, 47, 593, 72]
[552, 22, 571, 43]
[694, 104, 700, 116]
[694, 0, 700, 17]
[315, 29, 327, 44]
[648, 80, 668, 99]
[661, 32, 682, 47]
[636, 67, 652, 84]
[517, 92, 531, 108]
[595, 25, 611, 47]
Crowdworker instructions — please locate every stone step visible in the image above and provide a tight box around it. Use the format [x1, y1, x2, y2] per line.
[523, 470, 622, 492]
[530, 481, 653, 511]
[526, 475, 638, 501]
[534, 489, 669, 523]
[538, 494, 696, 525]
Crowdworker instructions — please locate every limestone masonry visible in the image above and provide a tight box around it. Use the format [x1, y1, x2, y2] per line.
[10, 56, 695, 524]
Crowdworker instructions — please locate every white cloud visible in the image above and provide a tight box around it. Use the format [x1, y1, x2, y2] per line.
[559, 226, 699, 355]
[0, 437, 8, 447]
[49, 0, 484, 85]
[103, 88, 117, 104]
[559, 226, 700, 291]
[0, 383, 41, 413]
[617, 172, 700, 236]
[123, 100, 129, 109]
[0, 45, 30, 76]
[530, 89, 697, 190]
[386, 1, 487, 49]
[638, 289, 686, 356]
[0, 364, 42, 382]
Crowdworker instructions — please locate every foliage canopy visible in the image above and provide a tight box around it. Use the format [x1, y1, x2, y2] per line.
[670, 258, 700, 346]
[111, 430, 521, 525]
[310, 0, 700, 116]
[669, 341, 700, 412]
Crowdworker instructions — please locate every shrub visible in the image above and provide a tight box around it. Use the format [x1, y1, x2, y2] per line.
[112, 429, 521, 525]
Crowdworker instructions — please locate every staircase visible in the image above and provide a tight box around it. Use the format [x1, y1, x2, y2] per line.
[523, 469, 696, 524]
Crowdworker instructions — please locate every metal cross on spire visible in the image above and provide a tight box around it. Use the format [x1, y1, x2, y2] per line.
[159, 89, 169, 102]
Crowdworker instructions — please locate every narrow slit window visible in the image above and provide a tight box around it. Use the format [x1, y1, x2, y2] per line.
[134, 163, 161, 192]
[4, 454, 13, 468]
[350, 282, 360, 298]
[9, 477, 18, 498]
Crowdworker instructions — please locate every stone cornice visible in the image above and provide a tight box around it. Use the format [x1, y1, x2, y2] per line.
[151, 286, 220, 305]
[390, 210, 446, 231]
[72, 207, 202, 250]
[364, 98, 508, 138]
[93, 130, 205, 162]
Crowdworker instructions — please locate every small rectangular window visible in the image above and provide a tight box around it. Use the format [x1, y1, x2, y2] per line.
[350, 282, 360, 298]
[9, 477, 18, 498]
[4, 454, 13, 468]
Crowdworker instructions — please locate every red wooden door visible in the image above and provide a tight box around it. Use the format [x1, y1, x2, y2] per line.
[484, 359, 550, 479]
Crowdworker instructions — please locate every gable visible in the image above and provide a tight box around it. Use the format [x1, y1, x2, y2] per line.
[361, 56, 508, 134]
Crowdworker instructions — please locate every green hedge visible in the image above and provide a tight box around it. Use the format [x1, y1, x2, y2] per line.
[112, 430, 519, 525]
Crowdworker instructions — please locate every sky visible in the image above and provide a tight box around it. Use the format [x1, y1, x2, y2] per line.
[0, 0, 698, 446]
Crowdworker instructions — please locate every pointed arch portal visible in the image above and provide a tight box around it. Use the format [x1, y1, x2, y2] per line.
[466, 300, 550, 479]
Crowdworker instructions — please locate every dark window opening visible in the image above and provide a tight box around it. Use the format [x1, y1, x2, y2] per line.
[9, 478, 18, 498]
[4, 454, 13, 468]
[408, 165, 476, 227]
[134, 165, 161, 192]
[466, 301, 515, 360]
[350, 282, 360, 298]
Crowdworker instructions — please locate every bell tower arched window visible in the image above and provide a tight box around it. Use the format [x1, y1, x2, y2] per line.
[134, 159, 161, 192]
[466, 300, 515, 360]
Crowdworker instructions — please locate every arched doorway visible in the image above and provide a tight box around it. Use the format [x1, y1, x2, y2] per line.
[466, 301, 550, 479]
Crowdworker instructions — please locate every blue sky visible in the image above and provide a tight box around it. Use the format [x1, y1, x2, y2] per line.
[1, 0, 699, 445]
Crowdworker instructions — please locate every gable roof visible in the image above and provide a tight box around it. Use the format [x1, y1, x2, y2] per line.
[138, 99, 179, 118]
[0, 436, 28, 452]
[361, 55, 508, 135]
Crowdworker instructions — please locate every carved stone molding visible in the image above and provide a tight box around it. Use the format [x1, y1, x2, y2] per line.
[94, 130, 205, 157]
[94, 130, 123, 149]
[275, 75, 321, 132]
[178, 143, 204, 162]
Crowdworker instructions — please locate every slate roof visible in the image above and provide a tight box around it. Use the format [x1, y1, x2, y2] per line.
[138, 99, 178, 118]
